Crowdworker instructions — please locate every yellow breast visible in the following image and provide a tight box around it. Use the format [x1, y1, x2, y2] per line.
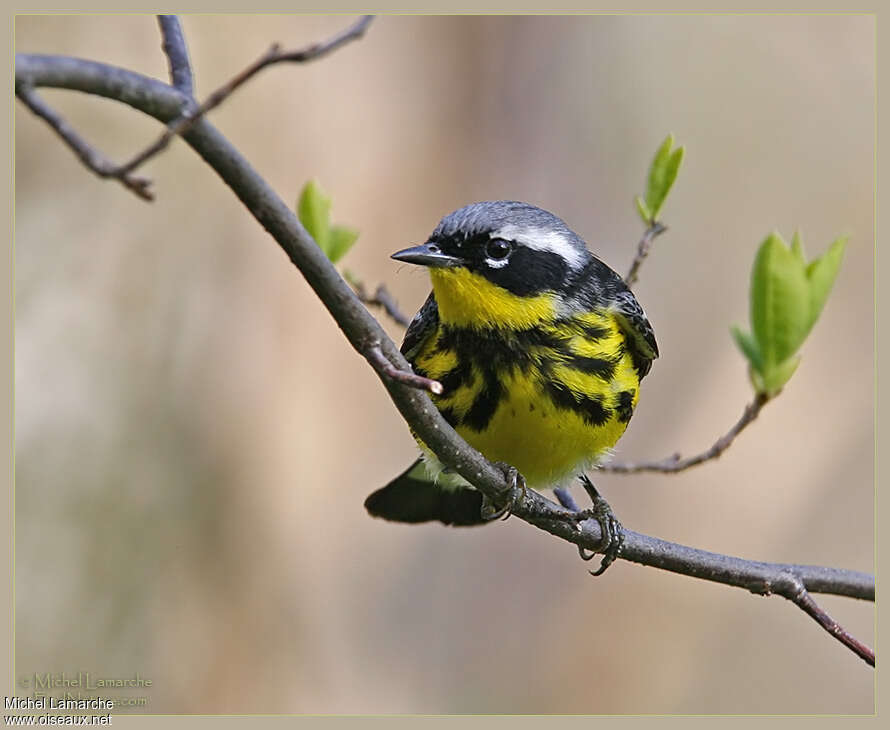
[455, 359, 638, 487]
[414, 271, 641, 488]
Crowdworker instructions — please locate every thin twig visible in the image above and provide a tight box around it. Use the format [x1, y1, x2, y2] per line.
[625, 220, 668, 287]
[15, 17, 372, 201]
[15, 84, 155, 200]
[780, 573, 874, 666]
[274, 14, 376, 63]
[158, 15, 194, 96]
[548, 484, 873, 664]
[366, 344, 443, 395]
[602, 393, 769, 474]
[15, 52, 875, 667]
[112, 15, 374, 178]
[352, 280, 412, 327]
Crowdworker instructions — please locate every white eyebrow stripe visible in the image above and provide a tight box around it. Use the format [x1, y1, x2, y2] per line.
[490, 225, 586, 270]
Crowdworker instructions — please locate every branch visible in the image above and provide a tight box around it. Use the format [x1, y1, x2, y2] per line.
[350, 279, 412, 328]
[625, 220, 667, 287]
[617, 528, 873, 665]
[786, 575, 875, 666]
[366, 343, 443, 395]
[15, 83, 155, 200]
[549, 488, 873, 665]
[158, 15, 194, 96]
[602, 393, 769, 474]
[15, 51, 874, 667]
[15, 17, 372, 202]
[112, 15, 374, 179]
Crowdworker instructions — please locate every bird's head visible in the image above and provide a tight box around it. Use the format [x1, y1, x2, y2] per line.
[392, 201, 592, 329]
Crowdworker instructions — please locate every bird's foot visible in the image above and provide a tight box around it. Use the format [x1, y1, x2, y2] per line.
[480, 462, 527, 522]
[575, 474, 624, 577]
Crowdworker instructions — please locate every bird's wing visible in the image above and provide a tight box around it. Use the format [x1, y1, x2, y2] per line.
[576, 258, 659, 377]
[400, 291, 440, 362]
[610, 288, 659, 378]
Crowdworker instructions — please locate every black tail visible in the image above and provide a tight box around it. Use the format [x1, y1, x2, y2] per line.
[364, 460, 486, 527]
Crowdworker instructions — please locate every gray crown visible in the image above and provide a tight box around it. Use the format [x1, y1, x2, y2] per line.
[432, 201, 588, 255]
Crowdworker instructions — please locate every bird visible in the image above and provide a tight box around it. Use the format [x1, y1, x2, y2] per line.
[364, 201, 657, 551]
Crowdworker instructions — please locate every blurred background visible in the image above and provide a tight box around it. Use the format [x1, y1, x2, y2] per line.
[15, 15, 873, 714]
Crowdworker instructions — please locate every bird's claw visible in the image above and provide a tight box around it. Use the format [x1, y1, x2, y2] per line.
[578, 474, 624, 577]
[480, 462, 527, 522]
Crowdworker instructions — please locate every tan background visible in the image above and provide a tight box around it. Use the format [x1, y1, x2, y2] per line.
[14, 14, 874, 714]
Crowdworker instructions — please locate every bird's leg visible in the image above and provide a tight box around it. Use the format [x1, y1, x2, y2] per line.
[554, 483, 615, 566]
[480, 462, 527, 522]
[553, 486, 579, 512]
[577, 474, 624, 576]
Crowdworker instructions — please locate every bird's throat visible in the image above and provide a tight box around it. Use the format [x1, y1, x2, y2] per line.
[429, 268, 558, 330]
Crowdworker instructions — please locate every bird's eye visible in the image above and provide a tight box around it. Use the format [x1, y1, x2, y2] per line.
[485, 238, 513, 261]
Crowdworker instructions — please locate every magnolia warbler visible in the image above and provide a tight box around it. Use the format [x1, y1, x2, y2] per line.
[365, 201, 657, 546]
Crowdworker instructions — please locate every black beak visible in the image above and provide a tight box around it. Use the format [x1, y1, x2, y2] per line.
[391, 242, 463, 268]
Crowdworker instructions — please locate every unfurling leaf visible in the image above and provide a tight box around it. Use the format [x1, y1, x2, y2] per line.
[751, 232, 810, 368]
[296, 180, 360, 263]
[805, 235, 847, 335]
[731, 325, 762, 372]
[298, 179, 332, 254]
[759, 355, 801, 397]
[642, 134, 685, 223]
[635, 196, 652, 225]
[734, 231, 846, 398]
[328, 225, 360, 264]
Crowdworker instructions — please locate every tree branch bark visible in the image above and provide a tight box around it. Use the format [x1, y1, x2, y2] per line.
[15, 49, 874, 667]
[625, 220, 667, 287]
[348, 278, 412, 328]
[157, 15, 194, 96]
[114, 15, 374, 181]
[15, 83, 155, 200]
[602, 394, 769, 473]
